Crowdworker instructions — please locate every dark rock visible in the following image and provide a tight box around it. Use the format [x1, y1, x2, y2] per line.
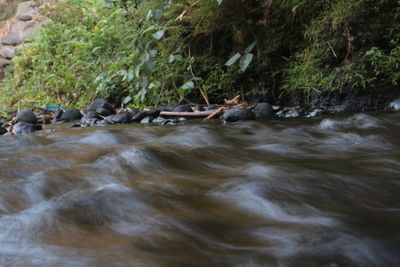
[285, 109, 301, 118]
[160, 104, 178, 111]
[69, 123, 81, 128]
[131, 109, 160, 122]
[162, 118, 179, 125]
[17, 108, 37, 124]
[13, 122, 42, 134]
[275, 110, 286, 118]
[0, 124, 7, 135]
[306, 109, 324, 118]
[140, 116, 153, 124]
[205, 105, 218, 111]
[222, 107, 255, 122]
[60, 108, 82, 122]
[88, 99, 114, 113]
[96, 107, 112, 117]
[152, 116, 168, 123]
[81, 111, 101, 124]
[105, 112, 132, 124]
[83, 111, 100, 119]
[37, 118, 52, 124]
[194, 105, 205, 112]
[252, 103, 273, 119]
[82, 118, 99, 125]
[174, 105, 193, 112]
[389, 99, 400, 111]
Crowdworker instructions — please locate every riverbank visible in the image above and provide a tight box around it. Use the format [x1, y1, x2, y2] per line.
[1, 95, 400, 136]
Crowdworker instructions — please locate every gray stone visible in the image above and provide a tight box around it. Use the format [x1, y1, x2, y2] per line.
[285, 109, 301, 118]
[0, 58, 10, 67]
[15, 1, 37, 21]
[13, 122, 42, 134]
[81, 111, 100, 124]
[1, 32, 24, 45]
[252, 103, 273, 119]
[60, 108, 82, 122]
[173, 105, 193, 112]
[88, 99, 113, 113]
[275, 110, 285, 118]
[96, 107, 112, 117]
[389, 99, 400, 111]
[104, 112, 132, 124]
[140, 116, 153, 124]
[222, 107, 255, 122]
[17, 108, 37, 124]
[306, 109, 323, 118]
[0, 45, 16, 59]
[131, 109, 160, 122]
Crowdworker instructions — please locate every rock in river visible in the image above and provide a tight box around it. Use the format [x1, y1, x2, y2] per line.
[173, 105, 193, 112]
[222, 107, 255, 122]
[131, 109, 160, 122]
[252, 103, 273, 119]
[13, 122, 42, 134]
[105, 112, 132, 124]
[59, 108, 82, 122]
[389, 99, 400, 111]
[17, 108, 37, 124]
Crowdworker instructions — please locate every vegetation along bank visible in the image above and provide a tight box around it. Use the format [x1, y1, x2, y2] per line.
[0, 0, 400, 135]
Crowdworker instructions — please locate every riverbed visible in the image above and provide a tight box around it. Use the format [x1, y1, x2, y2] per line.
[0, 111, 399, 266]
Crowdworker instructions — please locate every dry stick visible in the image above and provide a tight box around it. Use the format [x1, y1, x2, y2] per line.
[203, 107, 224, 121]
[160, 110, 215, 117]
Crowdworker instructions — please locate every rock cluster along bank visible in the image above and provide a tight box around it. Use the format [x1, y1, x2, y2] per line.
[0, 1, 47, 78]
[1, 98, 400, 136]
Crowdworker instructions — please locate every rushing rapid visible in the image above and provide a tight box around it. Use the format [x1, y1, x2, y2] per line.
[0, 112, 399, 266]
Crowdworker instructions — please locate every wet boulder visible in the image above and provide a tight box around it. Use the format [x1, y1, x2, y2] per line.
[95, 107, 113, 117]
[306, 109, 323, 118]
[152, 116, 168, 123]
[105, 112, 132, 124]
[59, 108, 82, 122]
[0, 124, 7, 135]
[173, 105, 193, 112]
[0, 45, 16, 59]
[17, 108, 37, 124]
[285, 109, 302, 118]
[13, 122, 42, 134]
[252, 103, 273, 119]
[275, 110, 286, 118]
[389, 99, 400, 111]
[140, 116, 153, 124]
[81, 111, 101, 124]
[160, 104, 178, 111]
[131, 109, 160, 122]
[205, 105, 218, 111]
[222, 107, 255, 122]
[88, 99, 114, 114]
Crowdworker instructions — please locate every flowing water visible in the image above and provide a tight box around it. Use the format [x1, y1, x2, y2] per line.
[0, 112, 399, 266]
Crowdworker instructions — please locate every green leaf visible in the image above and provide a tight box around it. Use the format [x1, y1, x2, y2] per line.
[181, 81, 195, 90]
[152, 30, 165, 40]
[244, 41, 257, 54]
[239, 53, 254, 72]
[225, 53, 241, 67]
[123, 96, 132, 104]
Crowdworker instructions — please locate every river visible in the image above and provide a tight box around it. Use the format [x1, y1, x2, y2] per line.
[0, 111, 399, 266]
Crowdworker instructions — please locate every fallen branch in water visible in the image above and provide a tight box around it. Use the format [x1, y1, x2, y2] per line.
[160, 110, 215, 117]
[203, 107, 224, 121]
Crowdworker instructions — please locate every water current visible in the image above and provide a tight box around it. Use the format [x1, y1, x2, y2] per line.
[0, 112, 399, 266]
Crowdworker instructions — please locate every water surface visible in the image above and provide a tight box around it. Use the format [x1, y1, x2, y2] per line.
[0, 112, 399, 266]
